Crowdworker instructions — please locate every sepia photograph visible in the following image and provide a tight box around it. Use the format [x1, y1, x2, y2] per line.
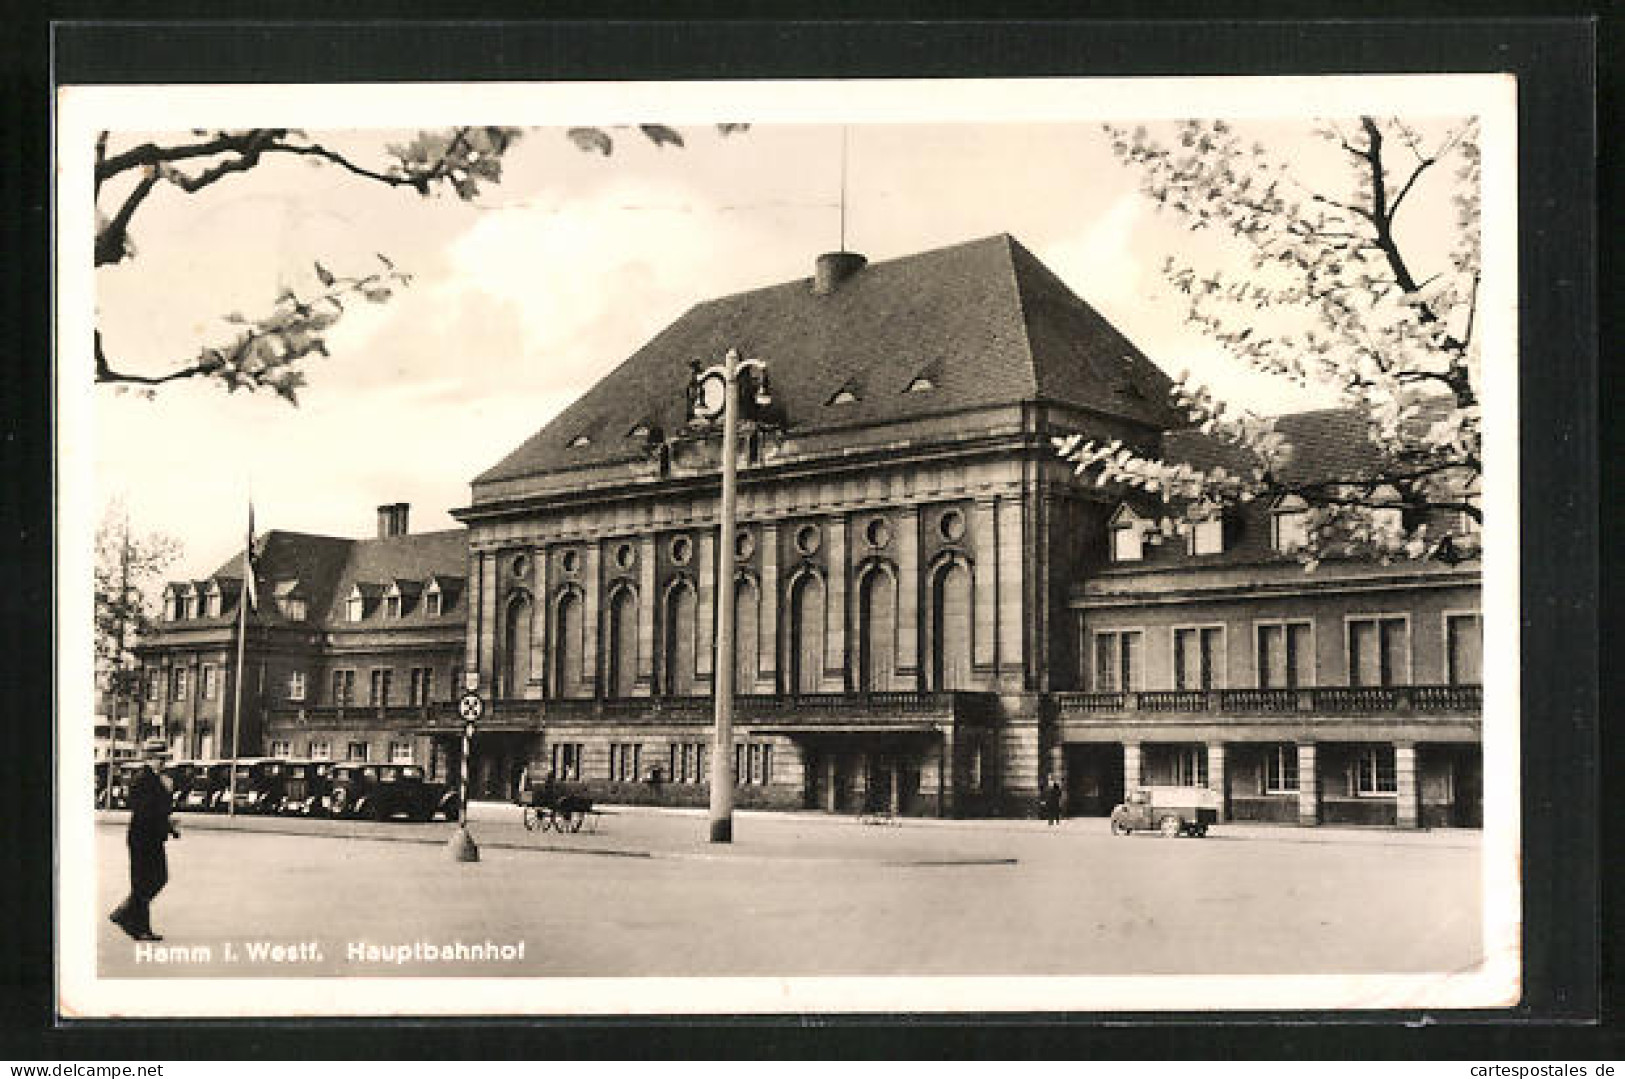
[55, 74, 1520, 1017]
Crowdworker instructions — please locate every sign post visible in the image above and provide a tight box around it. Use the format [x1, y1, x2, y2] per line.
[447, 689, 484, 862]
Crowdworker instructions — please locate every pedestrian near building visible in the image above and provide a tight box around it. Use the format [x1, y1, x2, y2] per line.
[1041, 778, 1063, 826]
[109, 739, 179, 942]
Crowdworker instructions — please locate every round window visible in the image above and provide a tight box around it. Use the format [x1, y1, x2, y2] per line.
[735, 531, 755, 560]
[939, 508, 966, 543]
[511, 553, 530, 579]
[560, 549, 581, 574]
[865, 518, 891, 549]
[615, 543, 636, 570]
[794, 524, 822, 556]
[669, 535, 692, 566]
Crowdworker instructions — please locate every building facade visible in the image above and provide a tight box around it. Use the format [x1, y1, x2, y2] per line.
[135, 506, 468, 773]
[127, 234, 1482, 826]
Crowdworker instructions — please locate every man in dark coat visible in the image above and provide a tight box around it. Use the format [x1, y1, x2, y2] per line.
[109, 739, 178, 941]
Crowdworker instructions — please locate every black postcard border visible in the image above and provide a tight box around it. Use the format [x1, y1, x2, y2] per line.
[6, 13, 1607, 1060]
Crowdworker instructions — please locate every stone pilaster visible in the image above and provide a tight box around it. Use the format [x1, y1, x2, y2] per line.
[636, 535, 656, 693]
[972, 498, 998, 669]
[896, 505, 921, 684]
[477, 551, 498, 694]
[580, 545, 600, 696]
[1395, 742, 1420, 829]
[758, 523, 779, 692]
[1297, 742, 1320, 826]
[824, 515, 847, 689]
[1207, 741, 1227, 822]
[1123, 740, 1142, 791]
[996, 495, 1024, 677]
[696, 531, 714, 682]
[530, 545, 549, 697]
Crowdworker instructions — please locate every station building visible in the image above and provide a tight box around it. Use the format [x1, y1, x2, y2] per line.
[129, 234, 1483, 825]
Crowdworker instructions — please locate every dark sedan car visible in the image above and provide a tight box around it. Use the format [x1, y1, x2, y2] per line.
[327, 763, 459, 822]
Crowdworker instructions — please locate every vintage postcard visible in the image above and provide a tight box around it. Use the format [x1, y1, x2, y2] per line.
[57, 74, 1520, 1017]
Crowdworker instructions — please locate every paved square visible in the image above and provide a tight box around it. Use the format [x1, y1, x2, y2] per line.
[95, 808, 1482, 979]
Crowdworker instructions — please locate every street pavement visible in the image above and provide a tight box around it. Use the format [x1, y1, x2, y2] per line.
[94, 805, 1483, 980]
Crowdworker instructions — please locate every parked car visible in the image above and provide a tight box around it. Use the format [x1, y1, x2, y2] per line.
[1109, 786, 1219, 838]
[326, 763, 459, 822]
[103, 761, 145, 809]
[273, 760, 333, 816]
[174, 761, 232, 812]
[223, 758, 285, 814]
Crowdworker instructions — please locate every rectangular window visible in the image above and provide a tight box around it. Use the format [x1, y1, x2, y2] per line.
[1353, 746, 1397, 795]
[269, 739, 292, 758]
[200, 664, 217, 700]
[309, 740, 331, 761]
[145, 669, 158, 702]
[550, 742, 584, 782]
[369, 668, 393, 707]
[1257, 621, 1314, 688]
[409, 667, 434, 705]
[426, 592, 443, 617]
[1170, 746, 1206, 787]
[346, 741, 370, 762]
[1348, 617, 1410, 686]
[669, 742, 706, 784]
[331, 669, 355, 706]
[287, 671, 306, 702]
[389, 741, 414, 764]
[1273, 508, 1308, 553]
[385, 595, 401, 618]
[346, 596, 365, 623]
[608, 743, 642, 783]
[1262, 743, 1299, 793]
[1446, 613, 1483, 685]
[281, 596, 307, 621]
[729, 742, 772, 786]
[1092, 630, 1143, 692]
[171, 668, 187, 701]
[1173, 627, 1224, 690]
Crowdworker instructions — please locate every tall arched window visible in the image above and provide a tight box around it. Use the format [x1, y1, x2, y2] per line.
[789, 572, 826, 695]
[858, 564, 897, 692]
[554, 590, 583, 699]
[734, 576, 759, 694]
[662, 580, 697, 696]
[502, 593, 533, 698]
[606, 587, 638, 698]
[929, 559, 972, 691]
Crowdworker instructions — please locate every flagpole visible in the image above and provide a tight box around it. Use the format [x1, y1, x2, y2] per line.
[228, 503, 253, 816]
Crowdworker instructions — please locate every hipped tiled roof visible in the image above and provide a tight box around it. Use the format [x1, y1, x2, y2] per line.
[475, 234, 1183, 486]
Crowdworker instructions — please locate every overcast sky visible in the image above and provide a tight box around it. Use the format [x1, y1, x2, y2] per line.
[94, 118, 1380, 577]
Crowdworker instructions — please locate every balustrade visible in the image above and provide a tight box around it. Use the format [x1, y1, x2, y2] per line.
[1054, 685, 1480, 717]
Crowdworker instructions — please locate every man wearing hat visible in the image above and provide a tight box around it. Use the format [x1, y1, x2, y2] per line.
[109, 738, 179, 942]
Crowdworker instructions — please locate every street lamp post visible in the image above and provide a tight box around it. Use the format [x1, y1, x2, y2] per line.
[696, 348, 768, 844]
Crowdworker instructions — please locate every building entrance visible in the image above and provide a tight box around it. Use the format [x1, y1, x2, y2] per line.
[1065, 743, 1124, 817]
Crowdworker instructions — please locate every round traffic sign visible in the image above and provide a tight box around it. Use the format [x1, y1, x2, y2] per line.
[458, 691, 484, 721]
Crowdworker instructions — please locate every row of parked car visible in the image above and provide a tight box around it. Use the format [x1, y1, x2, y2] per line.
[95, 758, 462, 822]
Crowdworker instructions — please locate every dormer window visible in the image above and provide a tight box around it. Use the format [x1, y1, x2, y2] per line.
[1108, 505, 1147, 563]
[1271, 495, 1310, 553]
[568, 433, 591, 449]
[905, 375, 934, 394]
[176, 586, 195, 620]
[426, 590, 443, 617]
[202, 585, 220, 618]
[827, 381, 860, 406]
[1368, 485, 1405, 535]
[385, 594, 401, 618]
[627, 421, 651, 440]
[346, 596, 364, 622]
[1188, 512, 1224, 557]
[281, 597, 307, 621]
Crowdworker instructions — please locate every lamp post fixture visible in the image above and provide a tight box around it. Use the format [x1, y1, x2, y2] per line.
[693, 348, 770, 844]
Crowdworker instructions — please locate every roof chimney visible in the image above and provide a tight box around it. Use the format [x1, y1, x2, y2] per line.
[812, 251, 866, 295]
[377, 502, 410, 538]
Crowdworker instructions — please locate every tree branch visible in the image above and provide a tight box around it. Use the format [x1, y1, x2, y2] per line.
[95, 168, 160, 267]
